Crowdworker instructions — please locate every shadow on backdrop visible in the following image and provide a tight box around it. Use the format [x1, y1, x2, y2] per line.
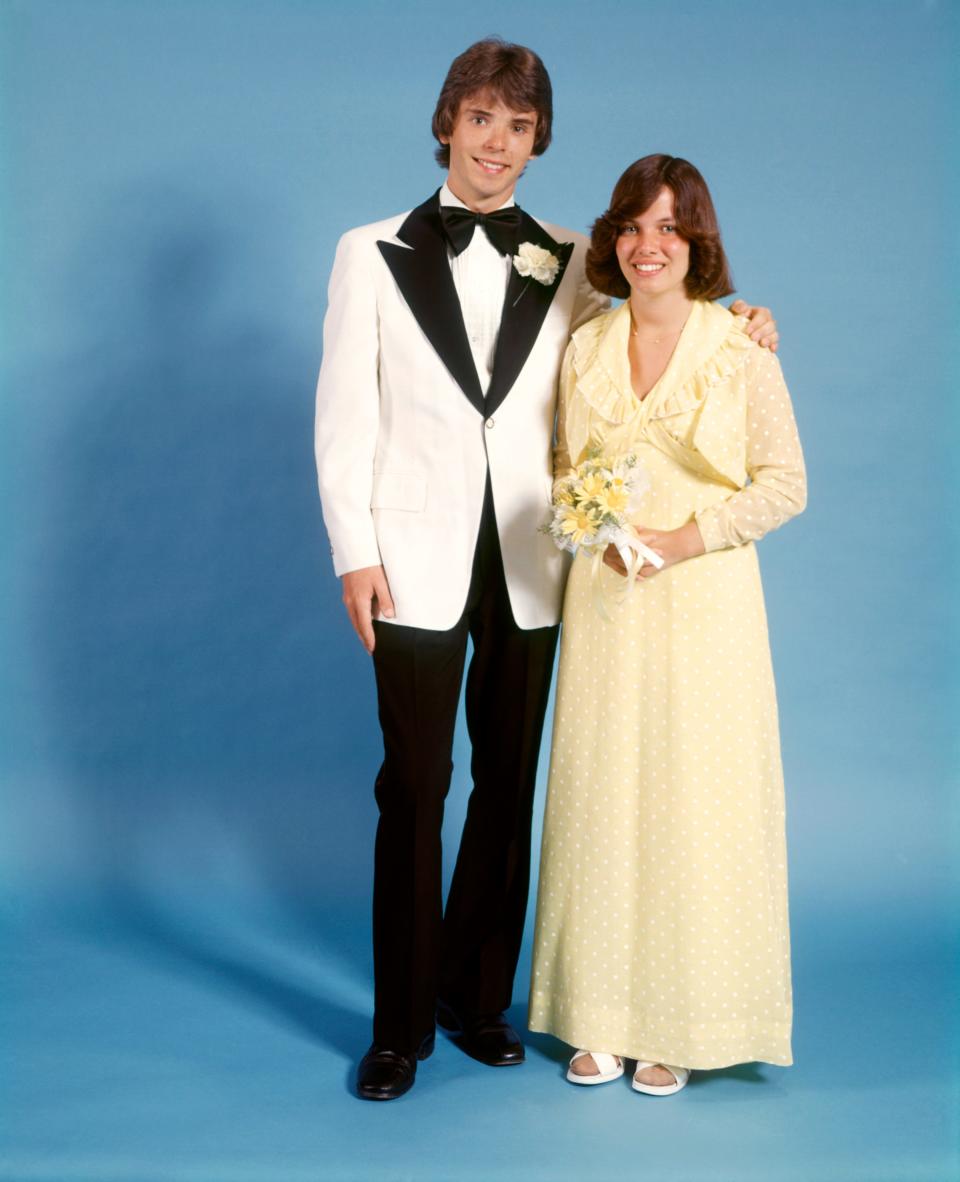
[36, 183, 379, 997]
[76, 887, 369, 1094]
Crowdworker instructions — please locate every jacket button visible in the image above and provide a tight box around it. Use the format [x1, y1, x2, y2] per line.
[485, 417, 495, 429]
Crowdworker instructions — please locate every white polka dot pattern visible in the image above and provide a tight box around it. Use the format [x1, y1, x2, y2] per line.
[528, 301, 804, 1070]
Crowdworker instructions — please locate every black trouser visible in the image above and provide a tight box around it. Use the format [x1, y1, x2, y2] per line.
[370, 483, 559, 1053]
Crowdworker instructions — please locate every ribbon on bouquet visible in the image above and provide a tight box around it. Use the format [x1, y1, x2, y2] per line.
[588, 529, 665, 621]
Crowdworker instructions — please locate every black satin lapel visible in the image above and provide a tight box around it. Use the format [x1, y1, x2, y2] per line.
[485, 215, 574, 416]
[377, 194, 485, 414]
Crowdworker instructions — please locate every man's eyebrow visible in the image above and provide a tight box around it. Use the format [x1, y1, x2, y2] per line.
[465, 107, 535, 125]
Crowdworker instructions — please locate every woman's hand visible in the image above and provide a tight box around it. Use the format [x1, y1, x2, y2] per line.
[603, 521, 706, 580]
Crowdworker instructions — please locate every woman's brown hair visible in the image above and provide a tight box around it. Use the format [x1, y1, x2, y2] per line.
[586, 155, 734, 300]
[432, 38, 553, 168]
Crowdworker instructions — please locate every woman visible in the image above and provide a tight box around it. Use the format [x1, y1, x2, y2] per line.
[529, 156, 806, 1095]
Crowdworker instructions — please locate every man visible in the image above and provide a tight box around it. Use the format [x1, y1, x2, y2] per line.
[315, 37, 777, 1101]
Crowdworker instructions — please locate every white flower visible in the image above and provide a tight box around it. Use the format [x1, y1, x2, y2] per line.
[513, 241, 560, 285]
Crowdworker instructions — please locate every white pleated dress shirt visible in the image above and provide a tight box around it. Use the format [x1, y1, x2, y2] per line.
[439, 181, 514, 397]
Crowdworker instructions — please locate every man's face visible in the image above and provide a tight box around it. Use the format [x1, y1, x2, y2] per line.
[440, 89, 538, 212]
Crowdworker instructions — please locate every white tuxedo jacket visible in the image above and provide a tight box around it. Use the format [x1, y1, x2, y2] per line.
[314, 190, 607, 631]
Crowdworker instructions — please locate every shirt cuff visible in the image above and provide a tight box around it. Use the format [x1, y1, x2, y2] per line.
[693, 506, 729, 554]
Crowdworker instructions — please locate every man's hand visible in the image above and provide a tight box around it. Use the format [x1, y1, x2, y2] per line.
[341, 565, 395, 654]
[730, 299, 779, 352]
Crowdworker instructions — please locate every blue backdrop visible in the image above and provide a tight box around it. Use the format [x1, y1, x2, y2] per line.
[2, 2, 956, 1180]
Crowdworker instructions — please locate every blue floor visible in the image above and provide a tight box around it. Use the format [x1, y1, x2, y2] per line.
[3, 892, 956, 1182]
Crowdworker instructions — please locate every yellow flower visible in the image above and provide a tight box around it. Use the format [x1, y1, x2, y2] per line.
[558, 505, 599, 545]
[553, 483, 575, 506]
[595, 483, 630, 515]
[577, 472, 608, 501]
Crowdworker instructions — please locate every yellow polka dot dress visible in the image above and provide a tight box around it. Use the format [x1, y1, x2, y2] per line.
[529, 300, 806, 1069]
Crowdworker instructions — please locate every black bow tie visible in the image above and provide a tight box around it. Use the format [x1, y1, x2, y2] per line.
[439, 204, 522, 257]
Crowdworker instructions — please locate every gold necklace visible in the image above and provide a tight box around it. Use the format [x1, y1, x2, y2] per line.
[628, 307, 690, 345]
[630, 321, 685, 345]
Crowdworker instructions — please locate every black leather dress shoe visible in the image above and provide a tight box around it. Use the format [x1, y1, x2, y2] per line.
[436, 1001, 525, 1066]
[356, 1033, 435, 1101]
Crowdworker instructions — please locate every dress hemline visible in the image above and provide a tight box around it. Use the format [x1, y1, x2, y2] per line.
[527, 1011, 793, 1071]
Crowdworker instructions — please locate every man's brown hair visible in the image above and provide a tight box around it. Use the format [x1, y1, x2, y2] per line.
[432, 37, 553, 168]
[586, 155, 735, 301]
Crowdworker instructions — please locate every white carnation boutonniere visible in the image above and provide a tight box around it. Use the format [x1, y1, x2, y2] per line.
[511, 241, 564, 308]
[512, 241, 561, 286]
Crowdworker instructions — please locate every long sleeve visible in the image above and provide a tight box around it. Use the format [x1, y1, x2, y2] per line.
[569, 267, 610, 334]
[694, 346, 807, 552]
[552, 307, 619, 487]
[552, 338, 579, 487]
[314, 230, 383, 576]
[552, 257, 608, 487]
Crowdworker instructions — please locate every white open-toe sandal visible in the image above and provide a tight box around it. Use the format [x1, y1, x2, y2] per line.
[566, 1050, 624, 1085]
[631, 1061, 690, 1095]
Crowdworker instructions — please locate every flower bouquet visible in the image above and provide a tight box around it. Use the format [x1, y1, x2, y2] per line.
[542, 450, 663, 616]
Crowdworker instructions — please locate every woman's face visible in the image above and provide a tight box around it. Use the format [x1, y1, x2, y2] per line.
[615, 186, 691, 299]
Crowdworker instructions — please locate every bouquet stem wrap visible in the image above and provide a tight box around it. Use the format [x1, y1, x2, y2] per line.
[589, 530, 663, 620]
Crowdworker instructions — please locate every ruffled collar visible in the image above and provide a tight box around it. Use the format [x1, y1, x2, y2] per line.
[569, 299, 753, 424]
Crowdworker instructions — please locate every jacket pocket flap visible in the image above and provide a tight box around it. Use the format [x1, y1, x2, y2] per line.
[370, 472, 427, 512]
